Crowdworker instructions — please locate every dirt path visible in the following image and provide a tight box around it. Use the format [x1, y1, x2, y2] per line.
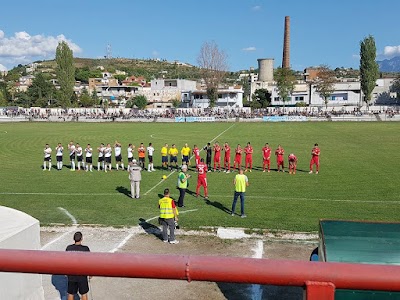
[41, 226, 317, 300]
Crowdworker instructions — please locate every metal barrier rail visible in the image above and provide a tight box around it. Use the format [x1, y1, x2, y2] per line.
[1, 249, 400, 300]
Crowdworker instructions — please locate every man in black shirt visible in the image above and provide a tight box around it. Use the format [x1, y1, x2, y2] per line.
[66, 232, 91, 300]
[203, 142, 212, 171]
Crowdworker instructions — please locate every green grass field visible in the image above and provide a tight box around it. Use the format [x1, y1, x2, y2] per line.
[0, 122, 399, 232]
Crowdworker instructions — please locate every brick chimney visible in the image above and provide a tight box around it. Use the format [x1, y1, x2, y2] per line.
[282, 16, 290, 69]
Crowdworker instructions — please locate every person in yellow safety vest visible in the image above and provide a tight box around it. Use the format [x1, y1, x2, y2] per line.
[181, 143, 191, 166]
[158, 188, 179, 244]
[231, 168, 249, 218]
[177, 164, 190, 207]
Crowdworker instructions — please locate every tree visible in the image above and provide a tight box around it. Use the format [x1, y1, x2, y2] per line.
[6, 81, 17, 101]
[28, 73, 56, 105]
[197, 41, 228, 107]
[133, 95, 148, 110]
[251, 89, 272, 108]
[171, 98, 181, 108]
[91, 89, 100, 106]
[79, 88, 94, 107]
[275, 67, 296, 107]
[56, 41, 75, 107]
[0, 89, 8, 106]
[360, 35, 379, 108]
[313, 65, 337, 109]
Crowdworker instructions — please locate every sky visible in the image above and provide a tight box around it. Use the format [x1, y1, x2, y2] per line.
[0, 0, 399, 72]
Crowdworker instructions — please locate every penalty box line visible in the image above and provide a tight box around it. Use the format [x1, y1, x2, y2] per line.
[143, 123, 236, 196]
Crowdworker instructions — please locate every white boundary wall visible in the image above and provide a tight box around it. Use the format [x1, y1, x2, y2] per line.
[0, 206, 44, 300]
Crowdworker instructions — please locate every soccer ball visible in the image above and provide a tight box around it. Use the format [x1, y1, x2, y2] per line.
[162, 175, 167, 180]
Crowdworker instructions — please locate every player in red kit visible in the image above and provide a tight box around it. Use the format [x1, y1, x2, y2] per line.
[196, 158, 208, 199]
[309, 143, 320, 174]
[244, 142, 253, 172]
[262, 143, 271, 172]
[223, 142, 231, 173]
[275, 145, 285, 172]
[233, 144, 242, 171]
[288, 153, 297, 174]
[213, 142, 221, 172]
[192, 145, 200, 166]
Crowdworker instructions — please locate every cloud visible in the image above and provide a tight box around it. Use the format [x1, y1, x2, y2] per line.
[383, 45, 400, 57]
[152, 50, 159, 58]
[242, 47, 257, 52]
[0, 63, 7, 71]
[352, 54, 360, 60]
[0, 29, 82, 67]
[252, 5, 261, 11]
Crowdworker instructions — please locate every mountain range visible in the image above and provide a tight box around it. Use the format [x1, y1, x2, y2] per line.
[377, 56, 400, 73]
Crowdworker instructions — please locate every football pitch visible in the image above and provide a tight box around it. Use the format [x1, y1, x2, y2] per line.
[0, 121, 399, 232]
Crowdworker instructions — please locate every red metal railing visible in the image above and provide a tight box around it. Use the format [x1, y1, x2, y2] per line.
[1, 249, 400, 299]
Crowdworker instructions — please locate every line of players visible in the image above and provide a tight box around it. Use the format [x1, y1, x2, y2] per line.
[43, 141, 321, 175]
[187, 142, 320, 175]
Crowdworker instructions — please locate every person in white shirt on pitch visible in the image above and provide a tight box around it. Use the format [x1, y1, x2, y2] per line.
[68, 141, 76, 171]
[43, 144, 52, 171]
[76, 143, 83, 171]
[104, 143, 112, 172]
[127, 143, 135, 171]
[85, 144, 93, 172]
[114, 141, 124, 171]
[97, 143, 105, 171]
[56, 143, 64, 170]
[147, 142, 155, 172]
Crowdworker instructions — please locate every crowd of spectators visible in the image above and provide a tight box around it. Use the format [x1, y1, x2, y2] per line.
[0, 106, 399, 121]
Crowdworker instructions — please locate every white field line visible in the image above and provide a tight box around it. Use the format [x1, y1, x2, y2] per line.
[109, 233, 135, 253]
[143, 124, 236, 196]
[109, 209, 199, 253]
[0, 192, 118, 196]
[191, 194, 400, 204]
[145, 209, 198, 223]
[41, 207, 78, 250]
[58, 207, 78, 225]
[251, 240, 264, 300]
[1, 191, 399, 204]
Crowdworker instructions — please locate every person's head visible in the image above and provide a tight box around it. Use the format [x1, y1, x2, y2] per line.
[107, 143, 111, 147]
[87, 144, 91, 147]
[76, 143, 80, 147]
[129, 143, 132, 147]
[181, 165, 188, 172]
[73, 231, 83, 243]
[164, 188, 170, 196]
[132, 159, 137, 165]
[58, 143, 61, 147]
[194, 144, 197, 148]
[100, 143, 104, 147]
[237, 144, 241, 147]
[238, 168, 244, 174]
[149, 142, 152, 146]
[215, 141, 219, 145]
[184, 143, 188, 147]
[265, 143, 269, 147]
[225, 142, 228, 146]
[172, 144, 176, 148]
[277, 144, 281, 149]
[165, 143, 168, 147]
[69, 140, 74, 145]
[207, 142, 210, 146]
[315, 143, 318, 147]
[45, 144, 49, 148]
[247, 142, 251, 146]
[140, 143, 144, 147]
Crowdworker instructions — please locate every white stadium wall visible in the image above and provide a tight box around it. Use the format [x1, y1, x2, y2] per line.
[0, 206, 44, 300]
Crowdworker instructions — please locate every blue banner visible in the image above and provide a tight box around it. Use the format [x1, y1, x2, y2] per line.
[175, 117, 216, 122]
[263, 116, 306, 122]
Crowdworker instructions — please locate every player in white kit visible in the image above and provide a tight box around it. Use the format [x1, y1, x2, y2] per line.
[97, 143, 105, 171]
[114, 141, 124, 171]
[147, 142, 155, 172]
[56, 143, 64, 170]
[43, 144, 52, 171]
[68, 141, 76, 171]
[104, 143, 112, 172]
[76, 143, 83, 171]
[85, 144, 93, 172]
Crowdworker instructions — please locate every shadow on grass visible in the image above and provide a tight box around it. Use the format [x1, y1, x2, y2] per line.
[116, 186, 131, 198]
[138, 218, 162, 240]
[205, 198, 231, 214]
